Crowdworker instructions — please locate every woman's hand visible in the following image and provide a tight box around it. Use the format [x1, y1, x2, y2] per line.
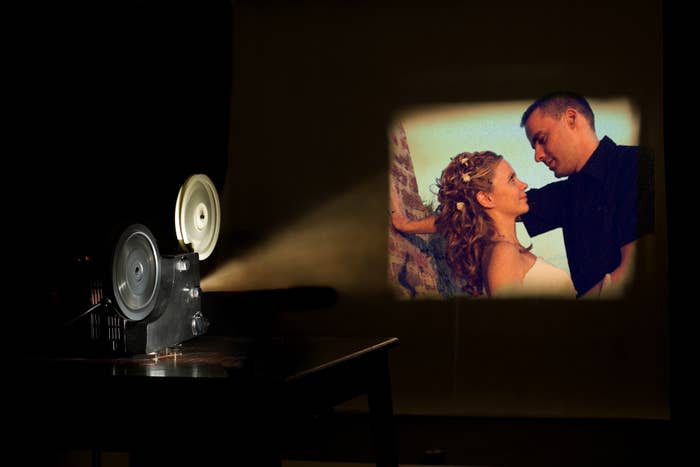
[390, 184, 410, 231]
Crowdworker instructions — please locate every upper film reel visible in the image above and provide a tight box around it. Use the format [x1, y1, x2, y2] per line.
[111, 224, 161, 321]
[174, 174, 221, 261]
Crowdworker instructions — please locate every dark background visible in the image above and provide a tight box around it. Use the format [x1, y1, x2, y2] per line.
[21, 0, 673, 445]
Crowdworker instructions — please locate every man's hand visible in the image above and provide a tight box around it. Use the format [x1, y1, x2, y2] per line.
[581, 240, 637, 299]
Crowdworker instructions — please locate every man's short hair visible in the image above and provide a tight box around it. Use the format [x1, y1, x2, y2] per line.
[520, 92, 595, 131]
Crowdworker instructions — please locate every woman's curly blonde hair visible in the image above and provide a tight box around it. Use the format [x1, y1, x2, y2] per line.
[434, 151, 503, 296]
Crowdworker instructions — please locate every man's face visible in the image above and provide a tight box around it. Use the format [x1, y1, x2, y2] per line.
[524, 108, 580, 178]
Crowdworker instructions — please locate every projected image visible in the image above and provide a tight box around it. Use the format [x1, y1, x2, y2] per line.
[388, 93, 650, 299]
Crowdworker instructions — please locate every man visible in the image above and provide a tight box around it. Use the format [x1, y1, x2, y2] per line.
[519, 92, 653, 297]
[390, 92, 654, 297]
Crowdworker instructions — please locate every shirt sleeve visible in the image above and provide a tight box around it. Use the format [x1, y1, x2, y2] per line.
[617, 147, 655, 247]
[521, 180, 568, 237]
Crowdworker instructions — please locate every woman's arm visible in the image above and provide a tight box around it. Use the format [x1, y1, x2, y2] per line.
[391, 212, 437, 234]
[389, 185, 437, 234]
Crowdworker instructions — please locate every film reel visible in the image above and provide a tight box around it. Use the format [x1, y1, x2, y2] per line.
[111, 224, 161, 321]
[174, 174, 221, 261]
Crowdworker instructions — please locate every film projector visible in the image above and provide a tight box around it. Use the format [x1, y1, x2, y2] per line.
[74, 174, 221, 355]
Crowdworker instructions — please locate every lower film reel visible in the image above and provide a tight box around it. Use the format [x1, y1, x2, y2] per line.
[111, 224, 161, 321]
[174, 174, 221, 261]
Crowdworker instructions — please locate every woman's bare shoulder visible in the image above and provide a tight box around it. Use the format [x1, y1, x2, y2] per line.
[487, 242, 522, 265]
[484, 242, 528, 296]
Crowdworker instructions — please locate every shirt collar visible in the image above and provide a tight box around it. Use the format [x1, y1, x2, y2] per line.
[576, 135, 616, 182]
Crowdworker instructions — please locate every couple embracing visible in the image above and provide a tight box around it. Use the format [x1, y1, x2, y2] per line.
[390, 92, 654, 298]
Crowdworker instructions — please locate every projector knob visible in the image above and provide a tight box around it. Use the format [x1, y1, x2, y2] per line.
[191, 311, 209, 336]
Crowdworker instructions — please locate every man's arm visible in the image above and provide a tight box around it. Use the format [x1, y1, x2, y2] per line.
[580, 240, 637, 298]
[389, 185, 437, 234]
[583, 146, 654, 298]
[520, 181, 568, 238]
[608, 240, 636, 285]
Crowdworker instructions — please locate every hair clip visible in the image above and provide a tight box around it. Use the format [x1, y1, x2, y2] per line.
[456, 201, 465, 211]
[462, 173, 471, 183]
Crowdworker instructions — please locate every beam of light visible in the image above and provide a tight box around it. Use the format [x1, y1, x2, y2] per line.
[201, 172, 389, 296]
[202, 99, 639, 296]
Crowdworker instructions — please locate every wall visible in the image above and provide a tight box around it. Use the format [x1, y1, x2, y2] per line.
[218, 0, 668, 420]
[388, 122, 457, 299]
[26, 0, 670, 421]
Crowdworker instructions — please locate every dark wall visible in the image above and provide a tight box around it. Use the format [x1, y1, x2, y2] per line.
[222, 0, 664, 242]
[220, 0, 668, 419]
[27, 2, 231, 259]
[24, 2, 232, 328]
[25, 0, 669, 419]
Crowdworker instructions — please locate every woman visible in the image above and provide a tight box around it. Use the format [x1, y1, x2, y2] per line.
[391, 151, 575, 297]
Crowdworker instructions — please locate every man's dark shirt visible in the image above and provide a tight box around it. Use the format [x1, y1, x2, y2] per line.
[522, 136, 654, 297]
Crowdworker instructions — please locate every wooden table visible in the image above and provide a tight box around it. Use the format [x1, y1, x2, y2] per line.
[12, 335, 399, 467]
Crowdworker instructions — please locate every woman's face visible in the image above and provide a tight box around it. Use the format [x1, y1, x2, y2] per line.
[488, 159, 529, 216]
